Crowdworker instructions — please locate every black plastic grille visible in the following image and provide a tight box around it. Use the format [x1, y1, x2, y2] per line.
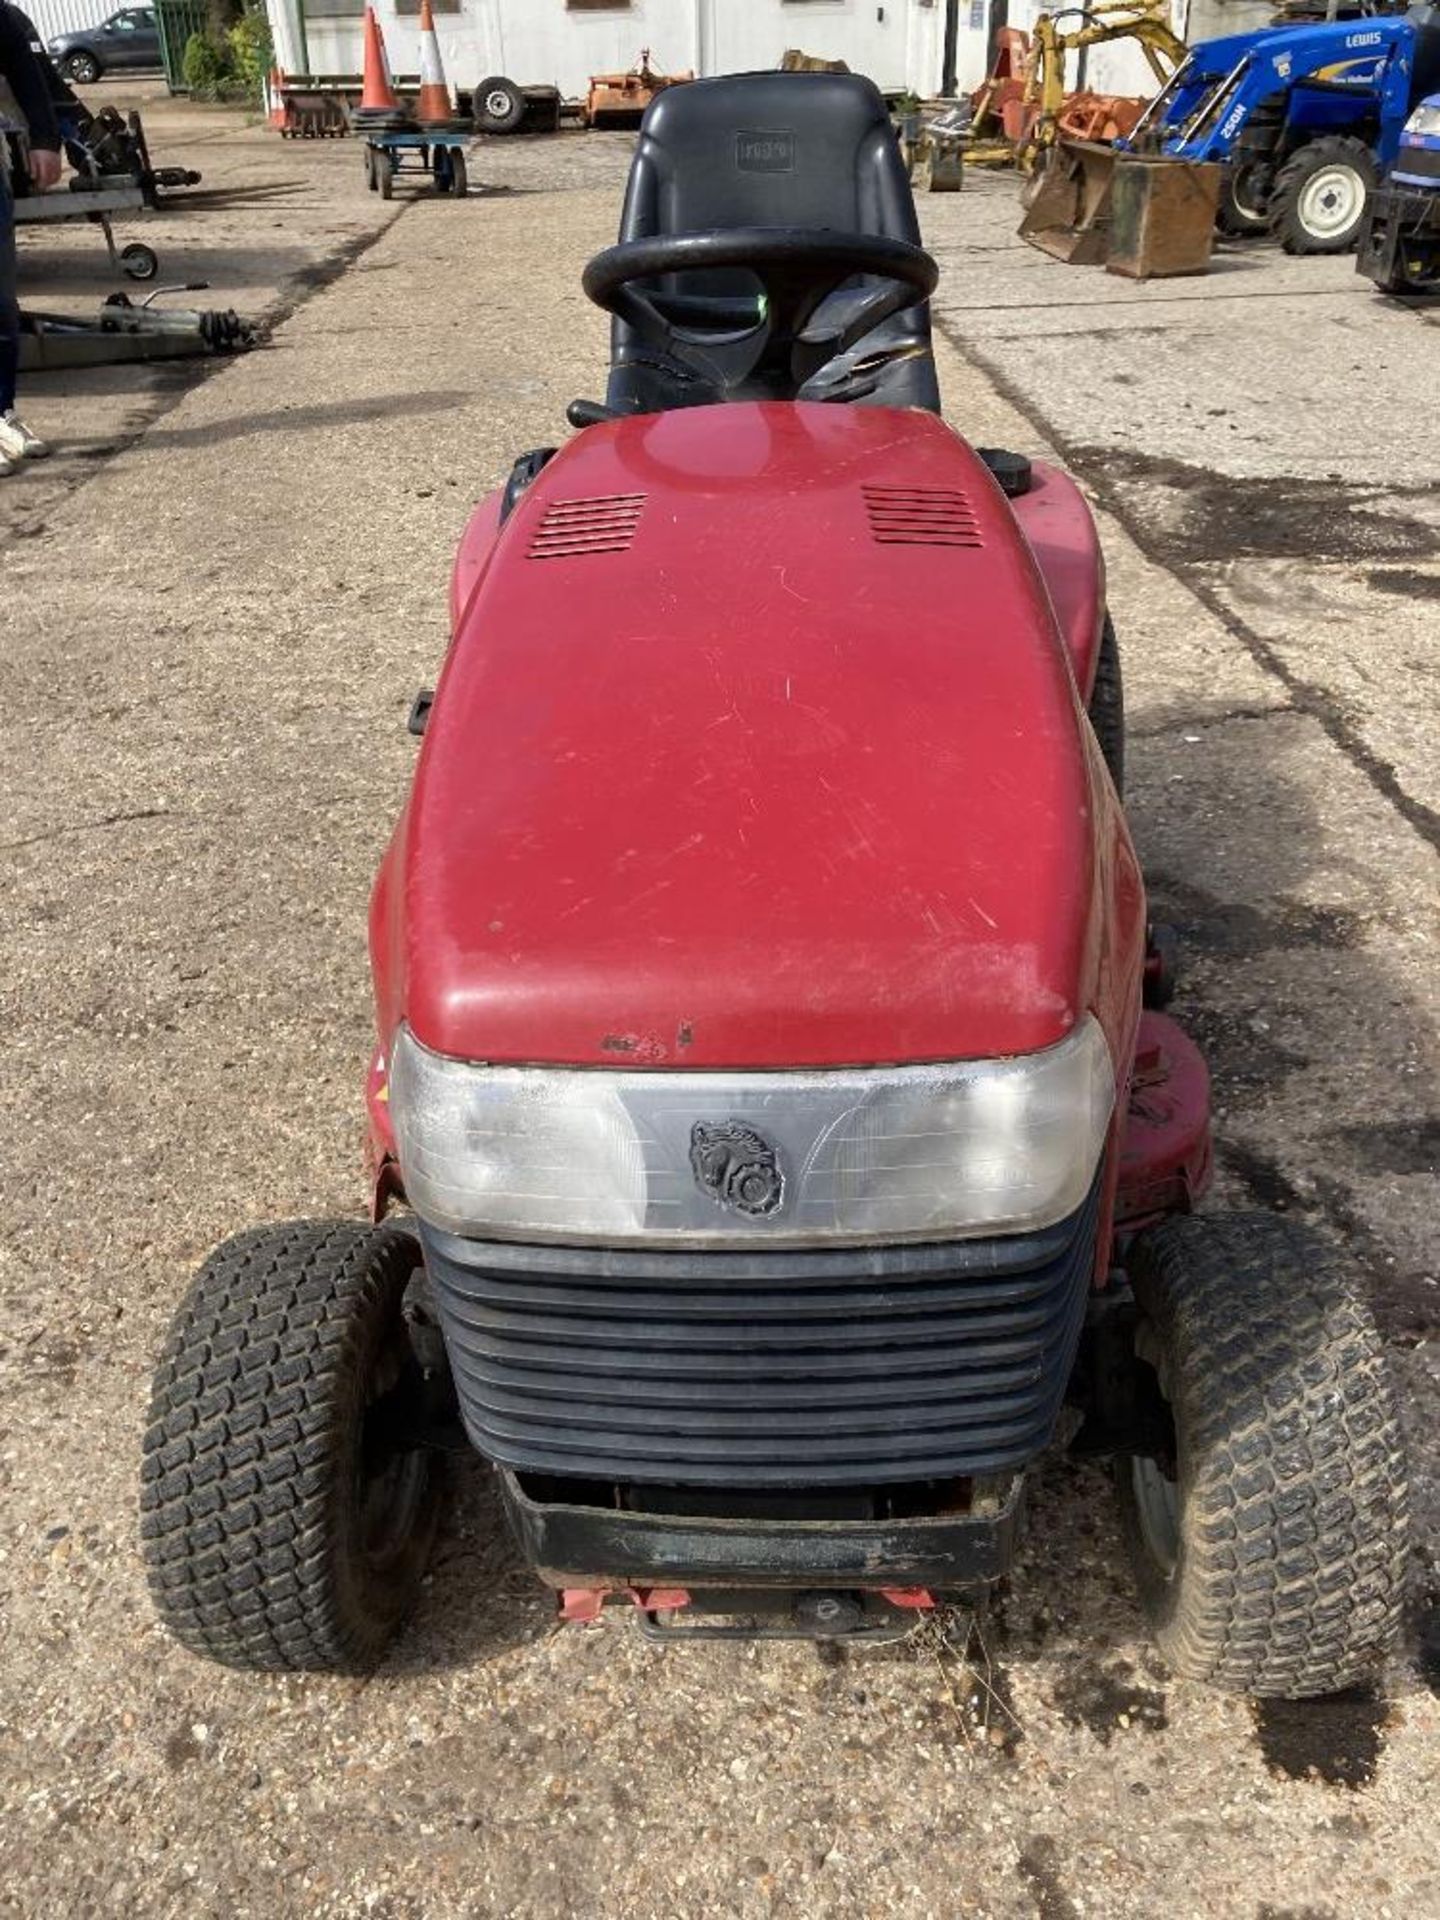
[1395, 146, 1440, 185]
[420, 1182, 1099, 1488]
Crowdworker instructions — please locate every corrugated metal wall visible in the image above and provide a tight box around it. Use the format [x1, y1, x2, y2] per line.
[21, 0, 123, 44]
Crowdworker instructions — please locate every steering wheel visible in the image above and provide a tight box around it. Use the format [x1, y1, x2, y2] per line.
[581, 228, 938, 397]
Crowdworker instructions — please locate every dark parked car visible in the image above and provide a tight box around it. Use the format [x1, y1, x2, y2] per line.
[47, 7, 161, 84]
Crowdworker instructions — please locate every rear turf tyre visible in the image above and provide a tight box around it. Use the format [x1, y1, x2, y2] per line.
[1115, 1212, 1409, 1698]
[1086, 613, 1124, 799]
[1271, 138, 1377, 255]
[140, 1221, 447, 1672]
[474, 76, 525, 135]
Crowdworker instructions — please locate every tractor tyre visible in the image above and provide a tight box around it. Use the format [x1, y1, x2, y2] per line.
[1216, 161, 1272, 238]
[474, 76, 525, 135]
[1086, 613, 1124, 799]
[1114, 1212, 1409, 1698]
[140, 1221, 448, 1672]
[1270, 138, 1377, 254]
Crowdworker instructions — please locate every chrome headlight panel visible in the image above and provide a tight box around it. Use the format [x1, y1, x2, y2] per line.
[388, 1016, 1116, 1247]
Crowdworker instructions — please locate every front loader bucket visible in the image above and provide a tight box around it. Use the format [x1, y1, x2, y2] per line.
[1018, 139, 1118, 264]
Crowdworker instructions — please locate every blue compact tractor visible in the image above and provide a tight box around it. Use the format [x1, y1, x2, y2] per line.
[1132, 3, 1440, 251]
[1357, 85, 1440, 286]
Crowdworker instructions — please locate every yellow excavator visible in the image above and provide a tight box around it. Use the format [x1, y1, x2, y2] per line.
[967, 0, 1188, 173]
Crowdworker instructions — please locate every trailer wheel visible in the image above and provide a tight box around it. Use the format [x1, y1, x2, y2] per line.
[448, 149, 468, 197]
[1086, 613, 1124, 799]
[120, 242, 159, 282]
[374, 149, 394, 201]
[140, 1221, 449, 1672]
[1271, 137, 1377, 254]
[474, 76, 525, 135]
[1115, 1212, 1409, 1698]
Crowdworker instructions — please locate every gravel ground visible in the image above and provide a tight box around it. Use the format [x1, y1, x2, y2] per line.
[2, 103, 1437, 1920]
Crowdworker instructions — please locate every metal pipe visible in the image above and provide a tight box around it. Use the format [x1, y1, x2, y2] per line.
[942, 0, 961, 95]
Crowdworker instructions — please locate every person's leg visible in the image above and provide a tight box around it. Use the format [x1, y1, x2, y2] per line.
[0, 176, 49, 463]
[0, 174, 19, 430]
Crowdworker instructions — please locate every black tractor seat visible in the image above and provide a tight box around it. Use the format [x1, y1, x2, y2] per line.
[1410, 3, 1440, 110]
[603, 70, 941, 417]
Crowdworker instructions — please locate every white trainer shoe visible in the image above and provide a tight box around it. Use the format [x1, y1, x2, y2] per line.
[0, 411, 52, 461]
[0, 448, 15, 478]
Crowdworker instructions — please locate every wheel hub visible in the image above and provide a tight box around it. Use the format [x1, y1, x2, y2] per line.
[1298, 165, 1364, 241]
[1129, 1453, 1180, 1577]
[358, 1338, 431, 1571]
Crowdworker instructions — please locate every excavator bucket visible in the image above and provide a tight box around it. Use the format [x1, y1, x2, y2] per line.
[1018, 138, 1119, 263]
[1020, 139, 1223, 275]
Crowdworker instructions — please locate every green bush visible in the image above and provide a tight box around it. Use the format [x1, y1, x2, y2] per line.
[227, 5, 273, 102]
[181, 29, 226, 96]
[181, 4, 270, 103]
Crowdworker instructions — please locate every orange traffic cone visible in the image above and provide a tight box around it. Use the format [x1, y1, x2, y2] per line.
[266, 67, 287, 133]
[415, 0, 460, 127]
[353, 7, 411, 128]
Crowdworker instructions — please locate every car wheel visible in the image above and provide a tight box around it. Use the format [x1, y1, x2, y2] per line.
[65, 51, 102, 83]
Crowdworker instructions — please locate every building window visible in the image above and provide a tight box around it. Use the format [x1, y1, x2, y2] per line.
[566, 1, 632, 11]
[302, 0, 364, 19]
[393, 0, 461, 12]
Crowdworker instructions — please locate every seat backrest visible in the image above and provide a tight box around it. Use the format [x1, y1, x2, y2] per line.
[606, 70, 940, 416]
[1409, 5, 1440, 110]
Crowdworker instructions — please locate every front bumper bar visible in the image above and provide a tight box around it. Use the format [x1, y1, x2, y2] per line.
[1358, 183, 1440, 289]
[500, 1469, 1023, 1593]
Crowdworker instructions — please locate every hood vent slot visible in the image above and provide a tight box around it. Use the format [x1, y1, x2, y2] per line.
[863, 485, 983, 549]
[528, 493, 645, 559]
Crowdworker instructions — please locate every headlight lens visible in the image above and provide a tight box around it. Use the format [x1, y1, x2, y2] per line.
[1405, 102, 1440, 139]
[389, 1017, 1115, 1247]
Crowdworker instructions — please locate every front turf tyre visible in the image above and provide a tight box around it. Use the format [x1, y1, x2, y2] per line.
[140, 1221, 447, 1672]
[1086, 613, 1124, 799]
[1115, 1213, 1409, 1698]
[1271, 138, 1377, 255]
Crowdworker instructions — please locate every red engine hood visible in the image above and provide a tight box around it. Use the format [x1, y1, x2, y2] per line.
[378, 402, 1112, 1070]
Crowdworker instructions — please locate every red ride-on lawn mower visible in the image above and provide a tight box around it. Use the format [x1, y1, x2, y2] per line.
[141, 73, 1408, 1694]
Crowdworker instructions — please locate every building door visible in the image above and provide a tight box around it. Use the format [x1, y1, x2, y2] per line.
[699, 0, 907, 91]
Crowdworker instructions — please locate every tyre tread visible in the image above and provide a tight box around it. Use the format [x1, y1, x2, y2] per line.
[139, 1221, 431, 1672]
[1120, 1212, 1408, 1696]
[1271, 136, 1378, 256]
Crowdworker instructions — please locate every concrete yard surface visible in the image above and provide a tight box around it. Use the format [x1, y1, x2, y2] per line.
[2, 99, 1438, 1920]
